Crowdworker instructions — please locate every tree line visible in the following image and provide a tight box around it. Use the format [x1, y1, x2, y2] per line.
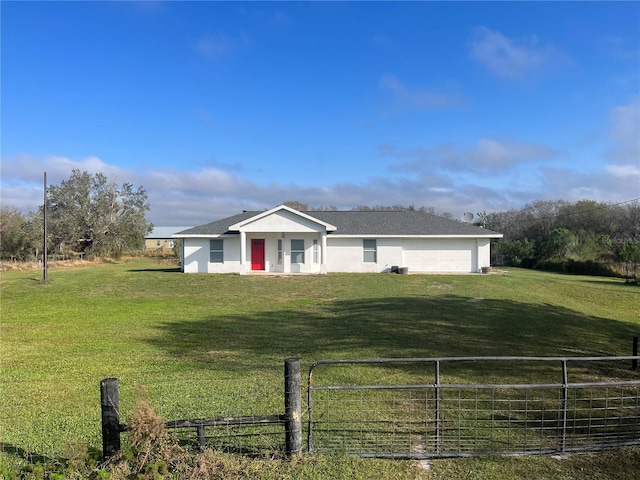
[283, 200, 454, 218]
[2, 179, 638, 281]
[1, 170, 152, 262]
[285, 199, 640, 281]
[479, 199, 640, 281]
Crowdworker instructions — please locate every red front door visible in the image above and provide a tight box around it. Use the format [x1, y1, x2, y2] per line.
[251, 239, 265, 270]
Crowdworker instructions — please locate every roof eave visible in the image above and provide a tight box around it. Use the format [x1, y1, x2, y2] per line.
[328, 234, 504, 238]
[173, 232, 237, 238]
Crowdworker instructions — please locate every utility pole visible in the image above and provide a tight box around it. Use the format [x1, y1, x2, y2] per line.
[43, 172, 48, 282]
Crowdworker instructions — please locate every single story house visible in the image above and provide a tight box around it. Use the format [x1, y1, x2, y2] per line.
[174, 205, 502, 275]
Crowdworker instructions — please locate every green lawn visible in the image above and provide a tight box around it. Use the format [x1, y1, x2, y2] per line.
[1, 258, 639, 478]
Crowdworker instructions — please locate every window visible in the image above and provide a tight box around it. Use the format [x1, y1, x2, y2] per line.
[156, 240, 161, 247]
[277, 239, 283, 264]
[313, 239, 319, 263]
[209, 239, 224, 263]
[363, 239, 377, 263]
[291, 239, 305, 264]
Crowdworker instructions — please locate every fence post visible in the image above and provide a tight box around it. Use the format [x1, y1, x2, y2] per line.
[633, 337, 638, 371]
[284, 358, 302, 456]
[434, 360, 441, 456]
[560, 360, 568, 454]
[100, 378, 121, 459]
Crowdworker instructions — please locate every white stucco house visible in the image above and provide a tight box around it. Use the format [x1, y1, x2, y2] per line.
[174, 205, 502, 275]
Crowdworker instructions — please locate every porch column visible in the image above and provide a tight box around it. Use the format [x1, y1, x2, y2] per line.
[321, 232, 328, 274]
[240, 231, 247, 275]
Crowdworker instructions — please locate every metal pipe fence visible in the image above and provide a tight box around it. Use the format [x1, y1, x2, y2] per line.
[307, 356, 640, 458]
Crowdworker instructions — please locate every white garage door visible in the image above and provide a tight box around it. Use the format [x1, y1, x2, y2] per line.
[403, 240, 475, 273]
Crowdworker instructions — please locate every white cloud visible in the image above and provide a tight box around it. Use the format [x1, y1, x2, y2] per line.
[383, 138, 560, 172]
[380, 74, 465, 110]
[0, 155, 132, 217]
[539, 166, 639, 204]
[470, 26, 567, 79]
[473, 138, 560, 168]
[0, 154, 128, 186]
[605, 164, 640, 178]
[2, 143, 636, 228]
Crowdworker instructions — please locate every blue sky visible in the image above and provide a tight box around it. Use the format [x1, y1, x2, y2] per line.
[2, 1, 639, 226]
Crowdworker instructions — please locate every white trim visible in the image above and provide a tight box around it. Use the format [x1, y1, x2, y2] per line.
[328, 234, 503, 239]
[174, 233, 235, 239]
[178, 233, 502, 239]
[228, 205, 337, 231]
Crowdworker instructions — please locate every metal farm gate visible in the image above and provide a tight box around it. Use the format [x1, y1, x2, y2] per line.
[307, 357, 640, 458]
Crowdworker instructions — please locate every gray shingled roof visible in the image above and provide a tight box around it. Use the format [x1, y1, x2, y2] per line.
[308, 211, 500, 236]
[176, 209, 501, 237]
[176, 211, 257, 235]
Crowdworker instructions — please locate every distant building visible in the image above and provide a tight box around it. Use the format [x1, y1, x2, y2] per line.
[145, 226, 192, 253]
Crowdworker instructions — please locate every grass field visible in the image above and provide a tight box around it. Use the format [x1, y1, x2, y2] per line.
[1, 257, 639, 479]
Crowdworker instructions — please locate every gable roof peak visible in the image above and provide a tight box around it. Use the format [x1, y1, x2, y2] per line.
[228, 204, 337, 231]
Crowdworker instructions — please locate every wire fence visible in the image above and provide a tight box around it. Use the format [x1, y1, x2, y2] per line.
[307, 357, 640, 458]
[0, 370, 286, 466]
[2, 356, 639, 468]
[127, 372, 287, 456]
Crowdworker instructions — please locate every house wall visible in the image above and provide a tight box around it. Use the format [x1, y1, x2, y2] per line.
[182, 235, 492, 274]
[182, 236, 241, 273]
[326, 237, 485, 273]
[326, 237, 403, 273]
[246, 233, 323, 274]
[182, 233, 324, 274]
[278, 233, 323, 274]
[477, 238, 491, 271]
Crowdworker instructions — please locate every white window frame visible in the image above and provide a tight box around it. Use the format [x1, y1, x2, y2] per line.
[291, 239, 305, 264]
[313, 239, 319, 263]
[209, 239, 224, 263]
[363, 239, 377, 263]
[277, 239, 283, 264]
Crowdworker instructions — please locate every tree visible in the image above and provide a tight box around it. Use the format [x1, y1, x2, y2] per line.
[614, 239, 640, 283]
[0, 207, 38, 261]
[352, 205, 452, 217]
[556, 200, 613, 236]
[520, 200, 567, 240]
[45, 170, 152, 257]
[534, 228, 576, 261]
[283, 201, 309, 211]
[616, 201, 640, 241]
[495, 238, 534, 266]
